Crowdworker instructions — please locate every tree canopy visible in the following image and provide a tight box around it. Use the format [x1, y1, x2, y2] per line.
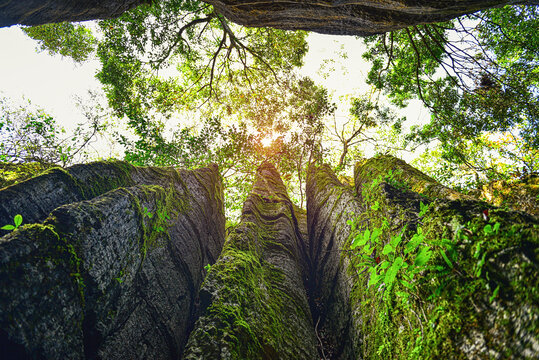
[362, 5, 539, 186]
[5, 1, 539, 210]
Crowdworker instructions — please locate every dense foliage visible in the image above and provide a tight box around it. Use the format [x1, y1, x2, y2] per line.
[363, 5, 538, 187]
[16, 2, 539, 204]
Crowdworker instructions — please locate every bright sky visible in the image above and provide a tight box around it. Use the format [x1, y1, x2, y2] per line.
[0, 26, 101, 129]
[0, 24, 429, 160]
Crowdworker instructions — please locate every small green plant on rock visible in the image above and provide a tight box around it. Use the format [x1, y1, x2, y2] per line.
[1, 214, 23, 231]
[142, 205, 171, 233]
[348, 218, 433, 304]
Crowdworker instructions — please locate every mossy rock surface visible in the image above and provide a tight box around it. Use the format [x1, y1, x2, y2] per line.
[184, 162, 317, 360]
[0, 163, 225, 359]
[482, 177, 539, 217]
[349, 156, 539, 359]
[353, 154, 473, 201]
[0, 160, 222, 237]
[0, 162, 52, 189]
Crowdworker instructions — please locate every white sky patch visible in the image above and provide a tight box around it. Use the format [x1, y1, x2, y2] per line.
[300, 33, 430, 161]
[0, 26, 102, 130]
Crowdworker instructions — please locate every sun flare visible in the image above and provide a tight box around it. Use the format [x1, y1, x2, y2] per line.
[261, 136, 273, 148]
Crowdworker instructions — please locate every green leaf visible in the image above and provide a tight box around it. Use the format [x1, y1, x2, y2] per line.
[380, 260, 390, 269]
[361, 254, 375, 264]
[493, 222, 500, 234]
[14, 214, 22, 228]
[1, 225, 15, 230]
[368, 267, 382, 288]
[362, 244, 374, 255]
[364, 229, 371, 243]
[385, 256, 403, 285]
[435, 265, 445, 272]
[371, 227, 382, 243]
[371, 201, 380, 211]
[390, 234, 402, 248]
[351, 230, 369, 249]
[473, 241, 482, 259]
[476, 253, 487, 277]
[382, 244, 393, 255]
[419, 201, 429, 217]
[414, 246, 432, 267]
[401, 280, 414, 290]
[483, 224, 493, 235]
[489, 285, 500, 303]
[440, 250, 453, 268]
[396, 291, 409, 301]
[405, 232, 424, 254]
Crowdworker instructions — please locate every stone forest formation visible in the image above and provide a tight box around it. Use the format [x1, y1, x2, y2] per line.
[0, 157, 537, 358]
[1, 0, 538, 359]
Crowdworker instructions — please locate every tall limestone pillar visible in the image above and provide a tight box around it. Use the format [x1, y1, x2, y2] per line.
[183, 162, 318, 359]
[307, 155, 538, 359]
[0, 161, 225, 359]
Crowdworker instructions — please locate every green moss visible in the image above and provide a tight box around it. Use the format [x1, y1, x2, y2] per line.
[187, 180, 310, 358]
[0, 162, 52, 188]
[64, 240, 85, 306]
[73, 160, 136, 199]
[124, 184, 188, 260]
[202, 242, 290, 359]
[354, 155, 469, 201]
[346, 171, 539, 359]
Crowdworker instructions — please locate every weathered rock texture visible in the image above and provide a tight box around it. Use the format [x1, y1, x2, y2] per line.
[2, 156, 537, 359]
[204, 0, 539, 35]
[0, 161, 225, 359]
[1, 160, 184, 236]
[307, 154, 538, 359]
[183, 162, 318, 359]
[306, 164, 363, 359]
[1, 0, 538, 34]
[0, 0, 147, 27]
